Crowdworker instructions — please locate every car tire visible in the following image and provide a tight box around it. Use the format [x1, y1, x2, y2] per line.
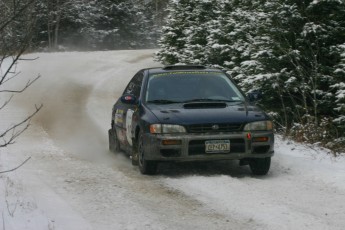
[249, 157, 271, 175]
[108, 128, 120, 153]
[137, 131, 157, 175]
[131, 141, 139, 166]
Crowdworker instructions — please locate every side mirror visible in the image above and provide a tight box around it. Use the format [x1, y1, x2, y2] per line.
[121, 94, 137, 105]
[247, 90, 262, 102]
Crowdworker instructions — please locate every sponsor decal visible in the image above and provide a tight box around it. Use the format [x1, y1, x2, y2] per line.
[115, 109, 124, 124]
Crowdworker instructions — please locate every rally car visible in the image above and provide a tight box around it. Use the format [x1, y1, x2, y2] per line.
[108, 65, 274, 175]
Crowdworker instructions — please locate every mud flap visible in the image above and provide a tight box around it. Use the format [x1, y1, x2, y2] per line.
[108, 129, 115, 152]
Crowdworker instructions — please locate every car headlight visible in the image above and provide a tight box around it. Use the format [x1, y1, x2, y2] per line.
[243, 121, 273, 131]
[150, 124, 186, 134]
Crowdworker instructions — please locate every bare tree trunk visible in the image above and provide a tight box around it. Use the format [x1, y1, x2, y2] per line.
[155, 0, 158, 14]
[300, 73, 309, 118]
[280, 93, 289, 135]
[12, 0, 16, 14]
[310, 53, 319, 126]
[47, 21, 52, 49]
[54, 13, 60, 49]
[275, 77, 289, 135]
[287, 91, 302, 125]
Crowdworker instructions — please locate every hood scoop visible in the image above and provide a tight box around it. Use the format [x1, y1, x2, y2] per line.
[183, 102, 227, 109]
[160, 110, 181, 113]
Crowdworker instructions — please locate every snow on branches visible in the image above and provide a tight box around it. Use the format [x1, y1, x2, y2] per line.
[156, 0, 345, 152]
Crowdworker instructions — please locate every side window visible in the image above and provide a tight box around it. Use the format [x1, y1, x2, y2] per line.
[124, 71, 144, 98]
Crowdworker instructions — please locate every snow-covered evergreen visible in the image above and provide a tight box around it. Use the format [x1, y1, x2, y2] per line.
[156, 0, 345, 152]
[31, 0, 166, 50]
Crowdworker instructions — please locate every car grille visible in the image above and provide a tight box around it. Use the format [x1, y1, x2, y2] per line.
[188, 139, 246, 155]
[186, 123, 242, 133]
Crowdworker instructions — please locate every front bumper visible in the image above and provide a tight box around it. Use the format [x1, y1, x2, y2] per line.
[142, 132, 274, 162]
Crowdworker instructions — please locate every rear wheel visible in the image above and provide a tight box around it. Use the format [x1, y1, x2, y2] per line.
[131, 141, 139, 166]
[249, 157, 271, 175]
[108, 128, 120, 152]
[138, 131, 157, 175]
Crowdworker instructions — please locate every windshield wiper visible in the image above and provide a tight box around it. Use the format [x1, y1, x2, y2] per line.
[146, 99, 181, 104]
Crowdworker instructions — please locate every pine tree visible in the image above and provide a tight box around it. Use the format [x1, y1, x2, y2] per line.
[156, 0, 219, 64]
[157, 0, 345, 150]
[32, 0, 161, 50]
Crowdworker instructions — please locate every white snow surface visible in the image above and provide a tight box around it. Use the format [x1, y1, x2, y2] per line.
[0, 50, 345, 230]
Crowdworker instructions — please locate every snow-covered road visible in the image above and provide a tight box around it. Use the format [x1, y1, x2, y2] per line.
[1, 50, 344, 230]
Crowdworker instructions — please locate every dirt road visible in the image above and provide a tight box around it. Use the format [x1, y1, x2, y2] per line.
[2, 50, 344, 230]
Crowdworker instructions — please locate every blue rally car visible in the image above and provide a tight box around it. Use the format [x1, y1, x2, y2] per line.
[108, 65, 274, 175]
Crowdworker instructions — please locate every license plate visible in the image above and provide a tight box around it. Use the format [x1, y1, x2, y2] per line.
[205, 140, 230, 153]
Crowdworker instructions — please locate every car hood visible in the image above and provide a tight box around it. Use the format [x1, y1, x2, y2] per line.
[146, 102, 268, 125]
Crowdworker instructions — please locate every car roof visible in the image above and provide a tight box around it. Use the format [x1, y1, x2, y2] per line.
[146, 65, 224, 75]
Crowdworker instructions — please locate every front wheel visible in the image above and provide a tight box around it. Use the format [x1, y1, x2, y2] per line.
[249, 157, 271, 175]
[108, 128, 120, 152]
[137, 132, 157, 175]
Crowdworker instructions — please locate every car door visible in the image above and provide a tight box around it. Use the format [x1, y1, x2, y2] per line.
[113, 70, 144, 147]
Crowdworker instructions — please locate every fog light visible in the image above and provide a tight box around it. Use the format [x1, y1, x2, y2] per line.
[252, 137, 269, 142]
[162, 140, 182, 145]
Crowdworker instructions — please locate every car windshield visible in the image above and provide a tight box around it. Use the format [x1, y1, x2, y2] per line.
[145, 71, 245, 104]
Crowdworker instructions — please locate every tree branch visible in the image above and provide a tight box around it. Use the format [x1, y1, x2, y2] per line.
[0, 104, 43, 147]
[0, 52, 23, 85]
[1, 71, 21, 85]
[18, 57, 39, 61]
[0, 75, 41, 93]
[0, 157, 31, 174]
[0, 0, 36, 31]
[0, 95, 13, 110]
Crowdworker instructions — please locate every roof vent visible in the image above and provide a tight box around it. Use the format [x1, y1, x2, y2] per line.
[183, 102, 226, 109]
[163, 65, 206, 70]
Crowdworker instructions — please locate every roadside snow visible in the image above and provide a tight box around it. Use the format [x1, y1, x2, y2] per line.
[0, 50, 344, 230]
[163, 136, 345, 230]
